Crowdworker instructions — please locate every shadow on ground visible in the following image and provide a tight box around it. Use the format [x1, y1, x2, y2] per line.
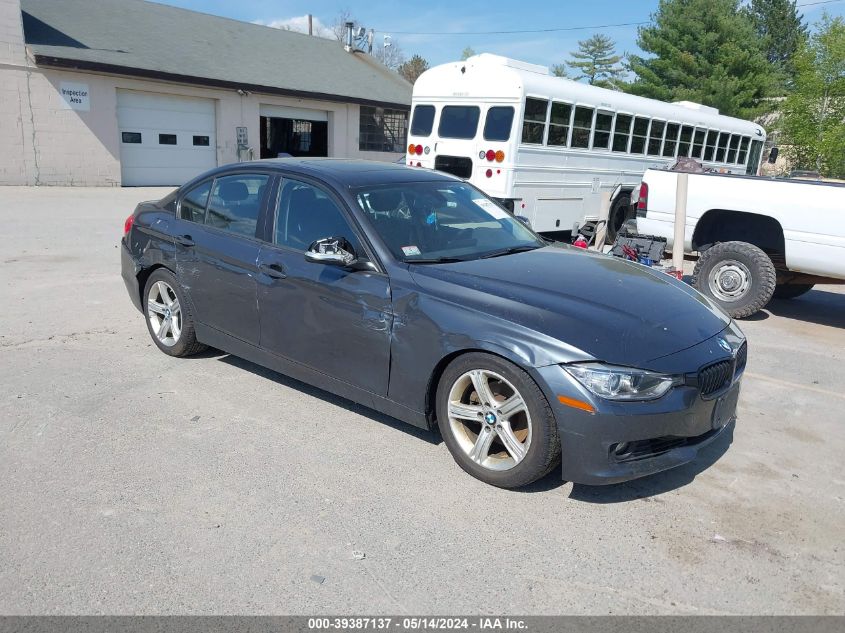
[764, 289, 845, 329]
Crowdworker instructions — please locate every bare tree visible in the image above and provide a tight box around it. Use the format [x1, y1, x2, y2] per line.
[373, 37, 406, 71]
[330, 9, 356, 41]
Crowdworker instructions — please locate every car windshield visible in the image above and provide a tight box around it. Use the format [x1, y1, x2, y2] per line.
[352, 181, 544, 263]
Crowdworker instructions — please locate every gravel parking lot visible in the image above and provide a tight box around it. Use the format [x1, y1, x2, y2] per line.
[1, 186, 843, 615]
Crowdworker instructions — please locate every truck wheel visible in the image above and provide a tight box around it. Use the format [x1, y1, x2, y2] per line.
[773, 283, 814, 300]
[692, 241, 776, 319]
[605, 194, 631, 244]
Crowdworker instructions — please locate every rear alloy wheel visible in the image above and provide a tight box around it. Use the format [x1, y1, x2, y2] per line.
[692, 241, 776, 319]
[436, 353, 560, 488]
[143, 268, 207, 357]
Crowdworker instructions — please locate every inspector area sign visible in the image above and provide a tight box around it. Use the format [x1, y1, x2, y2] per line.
[59, 82, 90, 111]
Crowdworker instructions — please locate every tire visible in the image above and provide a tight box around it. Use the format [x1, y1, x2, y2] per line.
[691, 241, 776, 319]
[143, 268, 207, 357]
[435, 352, 561, 488]
[773, 283, 814, 300]
[605, 193, 631, 244]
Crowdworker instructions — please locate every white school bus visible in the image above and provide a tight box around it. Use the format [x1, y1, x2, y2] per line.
[407, 54, 767, 237]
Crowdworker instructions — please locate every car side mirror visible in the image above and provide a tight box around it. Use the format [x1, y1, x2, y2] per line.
[515, 215, 531, 228]
[767, 147, 779, 164]
[305, 237, 358, 267]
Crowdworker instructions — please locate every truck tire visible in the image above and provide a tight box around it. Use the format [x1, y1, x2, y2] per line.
[773, 283, 814, 300]
[605, 193, 631, 244]
[692, 241, 776, 319]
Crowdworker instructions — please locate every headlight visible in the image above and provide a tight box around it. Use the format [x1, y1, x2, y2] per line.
[563, 363, 683, 401]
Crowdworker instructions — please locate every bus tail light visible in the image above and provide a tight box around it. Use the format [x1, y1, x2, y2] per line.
[408, 144, 416, 155]
[415, 144, 423, 155]
[636, 182, 649, 216]
[495, 150, 505, 162]
[485, 149, 496, 161]
[485, 169, 493, 178]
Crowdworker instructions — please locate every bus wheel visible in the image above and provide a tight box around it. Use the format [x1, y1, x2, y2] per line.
[605, 194, 632, 244]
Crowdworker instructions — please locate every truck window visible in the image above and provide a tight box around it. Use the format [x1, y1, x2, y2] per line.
[647, 120, 665, 156]
[593, 112, 614, 150]
[678, 126, 694, 157]
[737, 137, 751, 166]
[662, 123, 680, 157]
[727, 135, 741, 163]
[521, 98, 548, 144]
[692, 128, 706, 158]
[704, 130, 719, 161]
[483, 106, 515, 141]
[630, 117, 649, 154]
[571, 106, 594, 149]
[410, 105, 436, 137]
[547, 102, 572, 146]
[612, 114, 633, 152]
[439, 106, 481, 140]
[715, 132, 730, 162]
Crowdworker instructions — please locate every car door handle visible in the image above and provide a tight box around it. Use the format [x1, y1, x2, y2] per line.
[259, 262, 287, 279]
[175, 234, 195, 247]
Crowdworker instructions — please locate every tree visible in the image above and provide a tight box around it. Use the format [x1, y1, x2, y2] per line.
[628, 0, 778, 119]
[461, 46, 476, 60]
[398, 55, 430, 84]
[747, 0, 808, 87]
[550, 64, 568, 78]
[374, 38, 406, 71]
[331, 9, 357, 41]
[567, 34, 626, 89]
[778, 14, 845, 178]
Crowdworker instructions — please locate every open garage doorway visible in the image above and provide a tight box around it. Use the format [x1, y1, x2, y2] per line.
[259, 105, 328, 158]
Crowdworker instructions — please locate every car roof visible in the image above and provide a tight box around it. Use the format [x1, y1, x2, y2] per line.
[207, 158, 462, 188]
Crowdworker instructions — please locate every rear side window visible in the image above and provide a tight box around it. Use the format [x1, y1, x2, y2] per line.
[206, 174, 269, 238]
[410, 105, 435, 137]
[692, 128, 706, 158]
[571, 106, 594, 148]
[180, 180, 212, 223]
[647, 120, 665, 156]
[704, 130, 719, 161]
[547, 102, 572, 146]
[612, 114, 632, 152]
[715, 132, 730, 162]
[521, 98, 548, 144]
[438, 106, 480, 139]
[737, 136, 751, 165]
[483, 106, 515, 141]
[727, 135, 740, 163]
[662, 123, 680, 157]
[592, 112, 613, 150]
[678, 125, 694, 157]
[630, 117, 649, 154]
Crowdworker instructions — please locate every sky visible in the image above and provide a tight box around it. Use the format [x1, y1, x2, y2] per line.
[150, 0, 845, 69]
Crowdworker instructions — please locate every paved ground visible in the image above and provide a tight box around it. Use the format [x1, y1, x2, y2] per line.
[0, 186, 843, 615]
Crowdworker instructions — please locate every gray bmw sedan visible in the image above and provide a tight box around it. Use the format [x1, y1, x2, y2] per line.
[121, 159, 745, 488]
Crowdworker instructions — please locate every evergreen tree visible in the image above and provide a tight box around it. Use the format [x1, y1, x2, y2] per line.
[461, 46, 476, 61]
[398, 55, 430, 84]
[567, 34, 626, 89]
[778, 14, 845, 178]
[550, 64, 568, 78]
[747, 0, 808, 87]
[628, 0, 777, 119]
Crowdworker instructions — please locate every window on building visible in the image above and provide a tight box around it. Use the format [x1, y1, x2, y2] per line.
[727, 135, 740, 163]
[571, 106, 594, 149]
[692, 128, 706, 158]
[678, 126, 694, 157]
[410, 105, 435, 137]
[715, 132, 730, 162]
[206, 174, 269, 238]
[521, 98, 548, 144]
[438, 105, 480, 140]
[647, 120, 665, 156]
[704, 130, 719, 161]
[737, 136, 751, 165]
[483, 106, 515, 141]
[359, 106, 409, 152]
[159, 134, 177, 145]
[180, 180, 212, 223]
[122, 132, 141, 144]
[193, 135, 210, 146]
[547, 102, 572, 146]
[630, 117, 649, 154]
[612, 114, 633, 152]
[662, 123, 680, 157]
[593, 112, 614, 150]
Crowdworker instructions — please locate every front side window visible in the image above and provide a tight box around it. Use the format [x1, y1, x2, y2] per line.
[438, 106, 480, 140]
[692, 128, 706, 158]
[354, 182, 543, 263]
[678, 126, 694, 157]
[275, 179, 360, 252]
[715, 132, 730, 162]
[612, 114, 633, 152]
[360, 105, 409, 152]
[521, 98, 548, 144]
[571, 106, 595, 149]
[410, 105, 435, 137]
[630, 117, 649, 154]
[547, 102, 572, 146]
[662, 123, 680, 157]
[206, 174, 269, 238]
[647, 120, 665, 156]
[704, 130, 719, 161]
[593, 112, 614, 150]
[483, 106, 515, 141]
[180, 180, 212, 223]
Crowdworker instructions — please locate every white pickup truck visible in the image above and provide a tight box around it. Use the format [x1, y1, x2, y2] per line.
[635, 168, 845, 318]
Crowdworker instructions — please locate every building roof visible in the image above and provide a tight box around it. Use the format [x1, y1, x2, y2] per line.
[20, 0, 411, 109]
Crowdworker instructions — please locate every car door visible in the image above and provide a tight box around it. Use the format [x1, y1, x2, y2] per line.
[256, 176, 392, 396]
[173, 172, 272, 345]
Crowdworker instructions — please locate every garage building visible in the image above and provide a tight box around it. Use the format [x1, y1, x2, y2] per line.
[0, 0, 411, 186]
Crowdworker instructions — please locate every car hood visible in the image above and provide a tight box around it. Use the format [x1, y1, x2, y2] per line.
[408, 246, 730, 367]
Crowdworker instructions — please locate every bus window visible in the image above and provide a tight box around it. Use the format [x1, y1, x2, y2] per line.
[547, 102, 572, 146]
[483, 106, 515, 141]
[571, 106, 594, 148]
[612, 114, 633, 152]
[521, 98, 548, 144]
[439, 105, 481, 140]
[692, 128, 706, 158]
[727, 135, 740, 163]
[738, 136, 751, 165]
[647, 120, 665, 156]
[662, 123, 680, 157]
[410, 105, 435, 137]
[746, 139, 763, 174]
[715, 132, 730, 162]
[704, 130, 719, 161]
[630, 117, 649, 154]
[593, 112, 614, 150]
[679, 126, 694, 157]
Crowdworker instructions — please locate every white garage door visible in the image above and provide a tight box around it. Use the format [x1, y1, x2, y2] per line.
[117, 90, 217, 186]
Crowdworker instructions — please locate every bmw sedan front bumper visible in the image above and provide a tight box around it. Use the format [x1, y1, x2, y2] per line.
[534, 326, 745, 485]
